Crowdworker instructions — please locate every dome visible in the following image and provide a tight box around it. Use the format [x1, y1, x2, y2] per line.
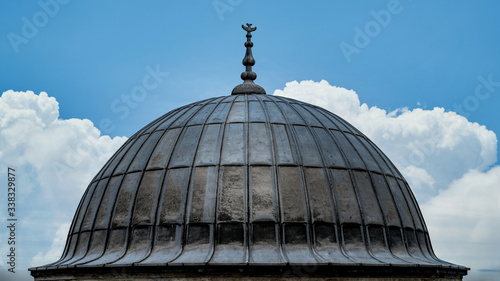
[31, 94, 467, 277]
[30, 24, 467, 280]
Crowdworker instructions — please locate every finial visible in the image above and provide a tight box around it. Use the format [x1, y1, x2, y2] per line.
[231, 23, 266, 95]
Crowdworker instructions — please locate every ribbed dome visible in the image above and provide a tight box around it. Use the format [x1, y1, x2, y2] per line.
[31, 93, 467, 278]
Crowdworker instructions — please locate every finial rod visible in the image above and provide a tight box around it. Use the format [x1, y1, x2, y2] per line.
[241, 23, 257, 81]
[231, 23, 266, 95]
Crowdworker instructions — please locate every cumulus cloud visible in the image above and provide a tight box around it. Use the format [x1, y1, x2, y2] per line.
[0, 90, 126, 200]
[401, 165, 435, 191]
[274, 80, 500, 280]
[422, 167, 500, 277]
[0, 90, 126, 275]
[274, 80, 497, 200]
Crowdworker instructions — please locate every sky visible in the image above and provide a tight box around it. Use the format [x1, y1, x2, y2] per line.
[0, 0, 499, 280]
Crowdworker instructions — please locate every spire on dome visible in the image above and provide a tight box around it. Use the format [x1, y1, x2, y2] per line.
[231, 23, 266, 95]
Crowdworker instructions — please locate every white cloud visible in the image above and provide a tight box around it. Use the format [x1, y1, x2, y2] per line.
[274, 80, 497, 199]
[0, 90, 127, 274]
[401, 165, 435, 190]
[422, 167, 500, 277]
[274, 80, 500, 280]
[0, 90, 126, 201]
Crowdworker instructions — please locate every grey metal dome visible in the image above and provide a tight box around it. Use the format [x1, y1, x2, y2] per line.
[30, 93, 467, 277]
[30, 24, 467, 280]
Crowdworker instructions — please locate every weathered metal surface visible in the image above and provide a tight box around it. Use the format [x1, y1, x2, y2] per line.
[30, 94, 468, 276]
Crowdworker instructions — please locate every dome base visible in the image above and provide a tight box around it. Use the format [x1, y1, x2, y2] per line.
[231, 81, 266, 94]
[31, 265, 467, 281]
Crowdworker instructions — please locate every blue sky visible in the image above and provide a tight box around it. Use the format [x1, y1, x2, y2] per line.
[1, 1, 500, 280]
[2, 1, 500, 145]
